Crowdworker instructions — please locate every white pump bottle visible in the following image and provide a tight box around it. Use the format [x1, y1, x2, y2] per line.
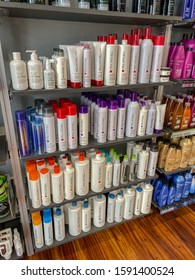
[26, 50, 44, 90]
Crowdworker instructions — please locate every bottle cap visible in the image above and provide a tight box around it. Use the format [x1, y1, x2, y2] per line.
[15, 110, 26, 121]
[150, 143, 158, 152]
[48, 158, 55, 166]
[176, 146, 181, 150]
[117, 97, 125, 108]
[32, 212, 42, 226]
[136, 187, 142, 192]
[29, 170, 39, 181]
[54, 165, 60, 174]
[122, 33, 129, 43]
[72, 201, 77, 207]
[102, 36, 107, 42]
[79, 105, 88, 114]
[131, 35, 139, 46]
[66, 103, 77, 116]
[152, 35, 165, 46]
[43, 208, 52, 224]
[109, 100, 118, 110]
[94, 80, 103, 86]
[40, 168, 49, 175]
[131, 92, 138, 102]
[108, 193, 115, 199]
[83, 201, 89, 208]
[143, 28, 152, 39]
[79, 153, 85, 161]
[13, 52, 21, 60]
[43, 105, 53, 116]
[97, 194, 102, 199]
[99, 100, 107, 108]
[26, 162, 36, 173]
[107, 35, 115, 44]
[55, 208, 62, 216]
[57, 107, 66, 119]
[37, 160, 45, 168]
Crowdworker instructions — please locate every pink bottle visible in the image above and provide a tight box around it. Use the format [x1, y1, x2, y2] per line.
[167, 42, 177, 70]
[171, 42, 185, 79]
[184, 33, 195, 52]
[181, 48, 194, 79]
[188, 100, 195, 129]
[191, 60, 195, 78]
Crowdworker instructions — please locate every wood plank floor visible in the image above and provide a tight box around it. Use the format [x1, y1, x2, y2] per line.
[22, 204, 195, 260]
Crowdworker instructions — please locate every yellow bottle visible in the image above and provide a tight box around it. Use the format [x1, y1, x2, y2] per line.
[171, 99, 184, 131]
[164, 144, 176, 172]
[173, 146, 182, 170]
[158, 140, 169, 169]
[157, 137, 164, 152]
[179, 136, 192, 168]
[188, 136, 195, 166]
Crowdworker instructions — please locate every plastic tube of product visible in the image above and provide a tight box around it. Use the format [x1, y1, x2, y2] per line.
[93, 42, 106, 86]
[67, 45, 84, 88]
[83, 44, 92, 88]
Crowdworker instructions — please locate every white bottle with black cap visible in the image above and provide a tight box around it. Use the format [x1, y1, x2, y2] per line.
[43, 104, 56, 153]
[81, 200, 91, 232]
[10, 52, 28, 90]
[137, 146, 149, 180]
[114, 192, 125, 223]
[134, 186, 143, 216]
[93, 194, 106, 228]
[107, 193, 116, 223]
[68, 201, 81, 236]
[141, 182, 153, 214]
[123, 186, 135, 220]
[147, 143, 159, 177]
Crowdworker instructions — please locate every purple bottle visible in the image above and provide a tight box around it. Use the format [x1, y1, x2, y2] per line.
[171, 42, 185, 79]
[181, 48, 194, 79]
[15, 110, 31, 157]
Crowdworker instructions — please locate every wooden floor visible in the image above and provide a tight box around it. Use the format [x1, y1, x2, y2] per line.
[22, 204, 195, 260]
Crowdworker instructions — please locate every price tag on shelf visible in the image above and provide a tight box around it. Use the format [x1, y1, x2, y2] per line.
[171, 128, 195, 138]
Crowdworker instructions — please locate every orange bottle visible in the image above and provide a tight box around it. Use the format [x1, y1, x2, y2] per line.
[180, 102, 191, 130]
[171, 99, 184, 131]
[166, 96, 177, 127]
[161, 94, 170, 105]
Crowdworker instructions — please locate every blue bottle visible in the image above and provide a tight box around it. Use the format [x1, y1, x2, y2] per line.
[190, 174, 195, 195]
[182, 170, 193, 199]
[152, 179, 163, 203]
[167, 184, 176, 205]
[174, 172, 185, 202]
[158, 180, 169, 207]
[163, 174, 173, 185]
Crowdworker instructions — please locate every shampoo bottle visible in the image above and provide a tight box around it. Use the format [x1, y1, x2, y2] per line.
[104, 35, 118, 86]
[158, 180, 168, 207]
[174, 172, 185, 202]
[123, 186, 135, 220]
[81, 200, 91, 232]
[91, 151, 105, 193]
[107, 193, 116, 223]
[150, 35, 165, 82]
[182, 170, 192, 199]
[180, 102, 191, 130]
[167, 184, 176, 205]
[171, 42, 185, 79]
[180, 136, 192, 168]
[188, 136, 195, 166]
[181, 48, 194, 79]
[26, 50, 43, 90]
[114, 192, 125, 223]
[171, 99, 184, 131]
[10, 52, 28, 91]
[141, 181, 153, 214]
[137, 146, 149, 180]
[53, 207, 65, 241]
[93, 194, 106, 228]
[173, 146, 182, 170]
[68, 201, 81, 236]
[75, 153, 89, 196]
[164, 144, 176, 172]
[43, 58, 55, 90]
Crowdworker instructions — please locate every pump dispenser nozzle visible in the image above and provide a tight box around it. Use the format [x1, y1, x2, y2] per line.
[26, 50, 38, 61]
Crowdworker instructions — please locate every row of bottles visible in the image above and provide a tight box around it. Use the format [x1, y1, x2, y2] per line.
[0, 228, 24, 260]
[152, 171, 195, 208]
[167, 33, 195, 79]
[32, 182, 153, 248]
[10, 28, 165, 91]
[26, 142, 158, 209]
[162, 92, 195, 131]
[15, 91, 166, 157]
[157, 135, 195, 172]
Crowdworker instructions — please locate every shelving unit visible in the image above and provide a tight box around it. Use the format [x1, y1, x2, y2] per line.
[34, 211, 152, 253]
[171, 78, 195, 88]
[0, 2, 194, 257]
[152, 194, 195, 215]
[157, 166, 192, 176]
[21, 132, 163, 160]
[28, 174, 158, 212]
